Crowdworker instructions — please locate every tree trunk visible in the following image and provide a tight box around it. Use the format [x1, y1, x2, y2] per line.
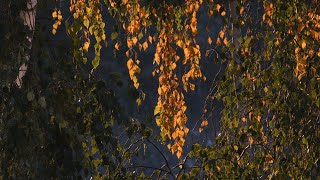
[15, 0, 37, 87]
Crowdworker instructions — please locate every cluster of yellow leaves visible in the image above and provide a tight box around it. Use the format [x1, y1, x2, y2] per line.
[125, 36, 141, 89]
[55, 0, 209, 159]
[216, 4, 226, 17]
[264, 4, 320, 81]
[153, 20, 189, 158]
[182, 0, 205, 92]
[153, 0, 206, 158]
[292, 12, 320, 80]
[181, 43, 203, 91]
[262, 2, 319, 81]
[216, 26, 228, 46]
[127, 58, 141, 89]
[67, 0, 106, 68]
[52, 9, 62, 35]
[185, 0, 202, 35]
[198, 119, 208, 133]
[122, 0, 151, 89]
[122, 0, 150, 34]
[262, 2, 273, 27]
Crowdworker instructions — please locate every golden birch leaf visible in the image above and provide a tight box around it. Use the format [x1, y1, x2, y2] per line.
[143, 41, 148, 51]
[83, 42, 90, 52]
[132, 37, 138, 45]
[52, 11, 57, 18]
[115, 42, 120, 50]
[208, 37, 212, 45]
[301, 40, 306, 49]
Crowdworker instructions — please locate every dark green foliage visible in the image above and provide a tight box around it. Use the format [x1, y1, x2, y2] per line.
[0, 0, 319, 179]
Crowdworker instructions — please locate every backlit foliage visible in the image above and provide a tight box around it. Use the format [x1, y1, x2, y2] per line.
[52, 0, 209, 158]
[53, 3, 320, 178]
[1, 0, 319, 178]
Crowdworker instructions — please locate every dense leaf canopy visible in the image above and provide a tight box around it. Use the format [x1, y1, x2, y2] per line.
[0, 0, 319, 179]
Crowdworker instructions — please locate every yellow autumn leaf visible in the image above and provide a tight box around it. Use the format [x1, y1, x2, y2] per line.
[177, 150, 182, 158]
[216, 38, 222, 45]
[127, 39, 133, 48]
[143, 41, 148, 51]
[52, 29, 56, 35]
[83, 42, 90, 52]
[190, 83, 195, 91]
[184, 127, 189, 134]
[301, 40, 306, 49]
[249, 136, 254, 145]
[240, 6, 245, 15]
[83, 19, 89, 28]
[176, 40, 184, 48]
[171, 63, 177, 70]
[172, 131, 178, 139]
[216, 4, 221, 11]
[53, 23, 58, 30]
[138, 43, 142, 51]
[86, 7, 92, 15]
[208, 37, 212, 45]
[265, 154, 274, 164]
[216, 166, 221, 172]
[52, 11, 57, 18]
[223, 38, 228, 46]
[201, 120, 208, 127]
[134, 82, 139, 89]
[257, 115, 261, 122]
[219, 30, 225, 39]
[178, 130, 184, 137]
[167, 144, 171, 149]
[154, 105, 161, 115]
[115, 42, 120, 50]
[127, 59, 134, 70]
[132, 37, 138, 45]
[183, 48, 190, 59]
[241, 117, 247, 122]
[148, 35, 153, 43]
[171, 144, 178, 153]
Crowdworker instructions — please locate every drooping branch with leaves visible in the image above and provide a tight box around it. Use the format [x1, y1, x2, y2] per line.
[0, 0, 319, 179]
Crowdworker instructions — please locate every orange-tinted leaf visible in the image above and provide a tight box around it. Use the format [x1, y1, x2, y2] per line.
[201, 120, 208, 127]
[240, 6, 245, 15]
[177, 150, 182, 158]
[115, 42, 120, 50]
[132, 37, 138, 45]
[148, 36, 153, 43]
[52, 11, 57, 18]
[301, 40, 306, 49]
[83, 42, 90, 52]
[249, 136, 254, 145]
[143, 41, 148, 51]
[208, 37, 212, 45]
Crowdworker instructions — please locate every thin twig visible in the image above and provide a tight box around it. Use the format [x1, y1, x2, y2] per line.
[146, 138, 175, 179]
